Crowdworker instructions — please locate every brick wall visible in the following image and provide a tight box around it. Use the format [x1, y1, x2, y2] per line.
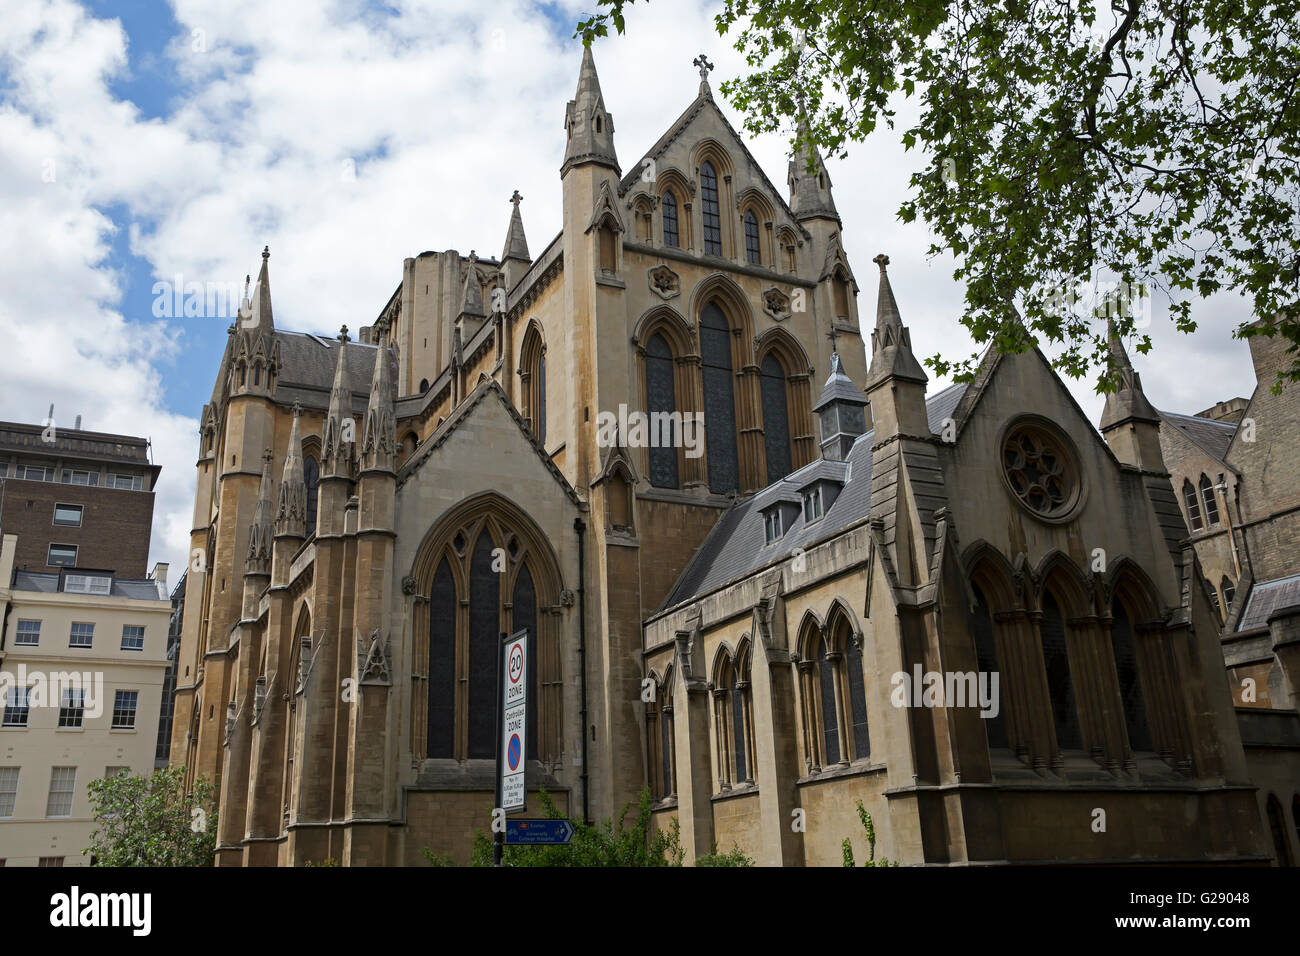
[0, 479, 154, 577]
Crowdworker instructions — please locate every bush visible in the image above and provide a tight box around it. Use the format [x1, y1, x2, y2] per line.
[841, 800, 898, 867]
[84, 766, 216, 867]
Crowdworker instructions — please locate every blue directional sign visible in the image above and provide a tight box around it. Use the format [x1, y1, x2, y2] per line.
[505, 819, 575, 845]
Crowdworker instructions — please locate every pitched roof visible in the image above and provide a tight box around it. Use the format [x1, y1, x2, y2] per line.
[662, 384, 966, 609]
[1159, 409, 1237, 462]
[273, 331, 393, 412]
[11, 570, 163, 601]
[1236, 572, 1300, 632]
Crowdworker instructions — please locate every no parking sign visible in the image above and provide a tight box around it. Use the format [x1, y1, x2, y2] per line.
[499, 631, 527, 812]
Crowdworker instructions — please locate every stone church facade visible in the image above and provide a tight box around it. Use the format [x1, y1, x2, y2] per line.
[170, 48, 1289, 865]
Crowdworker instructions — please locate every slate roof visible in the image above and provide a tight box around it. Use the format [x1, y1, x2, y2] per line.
[273, 331, 392, 413]
[11, 570, 163, 601]
[1236, 573, 1300, 632]
[1160, 409, 1237, 462]
[662, 383, 967, 609]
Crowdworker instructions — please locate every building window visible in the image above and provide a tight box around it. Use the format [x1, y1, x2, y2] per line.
[121, 625, 145, 651]
[2, 687, 30, 728]
[1222, 577, 1236, 609]
[58, 689, 85, 728]
[700, 301, 739, 494]
[598, 223, 617, 274]
[644, 333, 679, 489]
[46, 767, 76, 817]
[304, 456, 320, 535]
[700, 161, 722, 255]
[47, 543, 78, 567]
[69, 622, 94, 648]
[1266, 794, 1292, 866]
[109, 473, 143, 491]
[111, 691, 138, 730]
[647, 671, 676, 800]
[15, 620, 40, 646]
[38, 857, 65, 867]
[764, 509, 783, 544]
[520, 325, 547, 447]
[1182, 479, 1203, 531]
[713, 651, 755, 789]
[803, 486, 824, 522]
[744, 210, 761, 265]
[662, 190, 679, 247]
[968, 582, 1008, 749]
[798, 620, 869, 770]
[64, 574, 111, 595]
[53, 503, 83, 527]
[1109, 602, 1153, 752]
[1039, 591, 1082, 751]
[1198, 474, 1220, 526]
[421, 507, 559, 764]
[760, 353, 793, 483]
[0, 768, 18, 817]
[17, 464, 52, 481]
[1002, 422, 1080, 520]
[60, 469, 97, 486]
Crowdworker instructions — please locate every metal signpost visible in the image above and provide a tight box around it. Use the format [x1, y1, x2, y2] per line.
[494, 629, 528, 866]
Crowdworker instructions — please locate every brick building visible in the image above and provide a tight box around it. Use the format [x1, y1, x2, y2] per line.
[0, 421, 160, 579]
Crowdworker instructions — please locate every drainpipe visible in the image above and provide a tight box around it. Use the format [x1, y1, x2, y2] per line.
[574, 516, 590, 825]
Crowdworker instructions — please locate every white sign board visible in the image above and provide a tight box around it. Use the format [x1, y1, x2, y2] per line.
[500, 632, 527, 812]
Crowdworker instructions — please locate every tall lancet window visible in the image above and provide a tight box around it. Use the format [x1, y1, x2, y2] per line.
[645, 333, 679, 489]
[1109, 602, 1152, 753]
[1039, 591, 1082, 751]
[701, 162, 722, 256]
[744, 210, 761, 265]
[662, 190, 679, 248]
[700, 302, 739, 494]
[760, 353, 792, 483]
[427, 559, 456, 758]
[303, 456, 319, 535]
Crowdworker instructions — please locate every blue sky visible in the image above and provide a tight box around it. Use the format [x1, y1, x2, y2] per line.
[0, 0, 1261, 580]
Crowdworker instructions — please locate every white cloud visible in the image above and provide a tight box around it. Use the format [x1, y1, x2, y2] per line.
[0, 0, 1262, 584]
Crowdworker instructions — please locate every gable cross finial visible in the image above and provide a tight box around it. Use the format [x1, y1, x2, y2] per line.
[337, 325, 350, 343]
[827, 323, 839, 354]
[693, 53, 714, 82]
[510, 189, 523, 207]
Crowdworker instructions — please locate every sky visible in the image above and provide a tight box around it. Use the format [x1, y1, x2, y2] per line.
[0, 0, 1261, 583]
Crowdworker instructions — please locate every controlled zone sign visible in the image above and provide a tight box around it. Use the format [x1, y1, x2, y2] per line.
[500, 631, 527, 812]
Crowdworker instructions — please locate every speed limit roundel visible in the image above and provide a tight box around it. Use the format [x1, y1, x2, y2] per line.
[509, 643, 524, 684]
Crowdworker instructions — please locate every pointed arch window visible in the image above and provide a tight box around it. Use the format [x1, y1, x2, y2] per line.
[700, 302, 739, 494]
[647, 670, 676, 800]
[844, 632, 870, 761]
[832, 270, 851, 320]
[520, 326, 546, 446]
[661, 190, 679, 248]
[700, 161, 722, 256]
[968, 582, 1009, 750]
[1183, 479, 1204, 531]
[303, 456, 319, 535]
[713, 651, 755, 789]
[1198, 474, 1220, 526]
[1221, 576, 1236, 610]
[743, 210, 761, 265]
[760, 353, 792, 483]
[420, 509, 560, 762]
[644, 333, 679, 489]
[816, 634, 841, 765]
[1109, 602, 1153, 753]
[1039, 591, 1082, 751]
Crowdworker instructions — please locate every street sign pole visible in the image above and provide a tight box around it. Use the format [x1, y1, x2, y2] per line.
[493, 631, 505, 868]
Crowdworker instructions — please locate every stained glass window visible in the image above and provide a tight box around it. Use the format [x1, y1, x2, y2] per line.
[845, 636, 870, 761]
[662, 191, 679, 247]
[304, 456, 319, 534]
[760, 353, 792, 483]
[427, 558, 455, 758]
[645, 334, 679, 489]
[744, 210, 760, 264]
[1110, 603, 1152, 752]
[700, 302, 738, 494]
[701, 162, 722, 255]
[1039, 592, 1081, 750]
[467, 532, 497, 759]
[817, 638, 840, 765]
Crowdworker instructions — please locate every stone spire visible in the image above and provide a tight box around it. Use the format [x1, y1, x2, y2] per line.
[813, 352, 870, 461]
[361, 340, 396, 473]
[245, 450, 275, 575]
[865, 254, 927, 389]
[459, 253, 487, 319]
[275, 403, 307, 538]
[788, 115, 839, 223]
[562, 45, 619, 176]
[322, 326, 355, 477]
[246, 246, 274, 332]
[1100, 317, 1161, 430]
[502, 190, 530, 264]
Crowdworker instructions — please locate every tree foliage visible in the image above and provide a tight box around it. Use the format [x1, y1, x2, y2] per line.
[84, 766, 217, 867]
[841, 799, 898, 867]
[578, 0, 1300, 391]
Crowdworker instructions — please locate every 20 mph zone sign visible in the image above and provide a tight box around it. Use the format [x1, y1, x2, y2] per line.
[500, 632, 527, 812]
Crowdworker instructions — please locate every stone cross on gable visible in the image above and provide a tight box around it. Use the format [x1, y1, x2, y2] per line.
[510, 189, 523, 207]
[693, 53, 713, 81]
[337, 325, 350, 343]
